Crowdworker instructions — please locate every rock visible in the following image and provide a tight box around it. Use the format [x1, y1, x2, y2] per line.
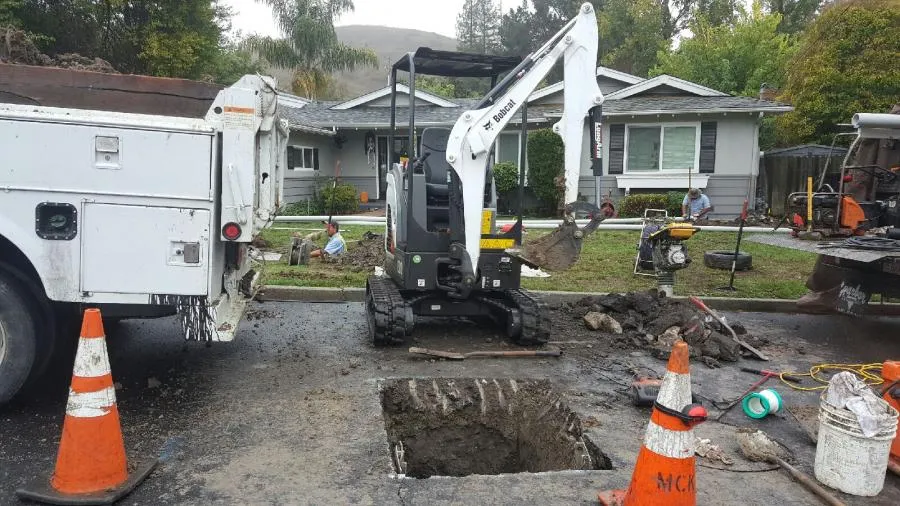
[709, 332, 741, 362]
[340, 369, 350, 376]
[657, 326, 681, 347]
[700, 334, 721, 357]
[583, 312, 623, 334]
[731, 321, 747, 335]
[147, 377, 162, 389]
[349, 357, 362, 369]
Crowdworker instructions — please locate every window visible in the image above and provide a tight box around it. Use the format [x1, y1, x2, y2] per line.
[496, 133, 520, 164]
[288, 146, 319, 171]
[625, 124, 699, 172]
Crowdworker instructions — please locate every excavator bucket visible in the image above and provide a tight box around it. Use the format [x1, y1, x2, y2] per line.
[508, 213, 607, 272]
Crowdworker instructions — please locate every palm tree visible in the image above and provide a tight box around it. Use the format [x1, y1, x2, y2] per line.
[247, 0, 377, 99]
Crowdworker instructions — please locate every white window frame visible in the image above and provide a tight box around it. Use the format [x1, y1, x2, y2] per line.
[623, 122, 701, 174]
[288, 145, 318, 171]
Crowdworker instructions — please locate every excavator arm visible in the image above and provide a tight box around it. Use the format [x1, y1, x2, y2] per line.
[445, 2, 605, 284]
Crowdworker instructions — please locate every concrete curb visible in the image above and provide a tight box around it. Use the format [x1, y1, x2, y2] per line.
[256, 285, 900, 316]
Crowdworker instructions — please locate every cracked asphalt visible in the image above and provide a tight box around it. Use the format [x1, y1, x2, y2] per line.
[1, 301, 899, 505]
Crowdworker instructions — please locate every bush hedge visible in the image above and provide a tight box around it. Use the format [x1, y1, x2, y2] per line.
[279, 179, 360, 216]
[493, 162, 520, 194]
[526, 129, 565, 212]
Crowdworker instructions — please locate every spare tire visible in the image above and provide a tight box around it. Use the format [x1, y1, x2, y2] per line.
[704, 250, 752, 271]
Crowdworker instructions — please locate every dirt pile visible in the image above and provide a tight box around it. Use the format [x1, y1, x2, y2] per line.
[1, 26, 117, 73]
[323, 232, 384, 272]
[554, 291, 768, 365]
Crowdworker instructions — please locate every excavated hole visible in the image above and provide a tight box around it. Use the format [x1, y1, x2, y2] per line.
[379, 378, 612, 478]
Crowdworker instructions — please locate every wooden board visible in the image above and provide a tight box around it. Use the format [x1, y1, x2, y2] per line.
[0, 63, 224, 118]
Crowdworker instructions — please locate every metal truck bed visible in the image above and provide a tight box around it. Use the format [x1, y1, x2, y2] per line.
[746, 234, 900, 263]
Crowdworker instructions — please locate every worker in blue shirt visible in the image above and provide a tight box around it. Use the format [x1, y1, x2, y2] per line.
[293, 220, 346, 264]
[682, 188, 712, 220]
[311, 220, 346, 258]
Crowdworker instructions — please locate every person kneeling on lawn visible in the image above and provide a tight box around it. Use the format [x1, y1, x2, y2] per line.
[293, 220, 346, 264]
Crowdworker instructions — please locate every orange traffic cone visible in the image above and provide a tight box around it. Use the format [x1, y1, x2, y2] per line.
[17, 308, 156, 505]
[598, 340, 707, 506]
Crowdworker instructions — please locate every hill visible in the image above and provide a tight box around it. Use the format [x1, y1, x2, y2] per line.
[265, 25, 457, 99]
[334, 25, 457, 98]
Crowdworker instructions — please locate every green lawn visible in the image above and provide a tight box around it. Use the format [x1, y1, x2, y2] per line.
[258, 225, 817, 299]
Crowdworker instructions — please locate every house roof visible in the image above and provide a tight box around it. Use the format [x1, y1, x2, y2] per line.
[279, 69, 792, 130]
[331, 84, 458, 110]
[281, 98, 547, 129]
[541, 96, 793, 118]
[528, 66, 644, 102]
[605, 74, 728, 99]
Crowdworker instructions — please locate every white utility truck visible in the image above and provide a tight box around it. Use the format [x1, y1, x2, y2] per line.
[0, 67, 289, 404]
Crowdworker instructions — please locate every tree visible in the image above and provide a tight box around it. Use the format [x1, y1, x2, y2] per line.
[597, 0, 670, 76]
[246, 0, 377, 98]
[0, 0, 21, 26]
[764, 0, 825, 33]
[138, 1, 224, 79]
[775, 0, 900, 145]
[697, 0, 740, 26]
[456, 0, 501, 54]
[653, 2, 795, 97]
[10, 1, 231, 80]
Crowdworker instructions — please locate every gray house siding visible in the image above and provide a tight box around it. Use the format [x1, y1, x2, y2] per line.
[591, 114, 761, 218]
[597, 174, 753, 218]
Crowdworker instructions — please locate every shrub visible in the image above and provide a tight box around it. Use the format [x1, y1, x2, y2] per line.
[493, 162, 520, 194]
[526, 129, 565, 212]
[618, 193, 670, 218]
[318, 182, 360, 215]
[666, 191, 686, 217]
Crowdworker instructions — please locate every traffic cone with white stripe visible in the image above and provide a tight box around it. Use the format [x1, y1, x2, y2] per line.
[17, 308, 156, 505]
[598, 340, 707, 506]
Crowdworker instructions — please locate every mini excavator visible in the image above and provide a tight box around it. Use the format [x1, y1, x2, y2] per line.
[365, 3, 608, 346]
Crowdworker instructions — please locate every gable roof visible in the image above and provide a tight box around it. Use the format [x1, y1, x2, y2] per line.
[528, 66, 644, 102]
[605, 74, 728, 100]
[331, 84, 458, 110]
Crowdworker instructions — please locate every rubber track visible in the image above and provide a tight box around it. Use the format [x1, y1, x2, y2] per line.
[366, 276, 408, 346]
[477, 289, 551, 346]
[507, 289, 551, 345]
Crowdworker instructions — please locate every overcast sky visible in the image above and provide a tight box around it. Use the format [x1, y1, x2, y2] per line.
[222, 0, 507, 39]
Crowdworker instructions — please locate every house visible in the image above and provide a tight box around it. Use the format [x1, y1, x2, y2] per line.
[278, 67, 792, 218]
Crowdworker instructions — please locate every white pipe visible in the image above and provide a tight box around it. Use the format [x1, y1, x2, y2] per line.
[275, 215, 385, 222]
[272, 217, 787, 233]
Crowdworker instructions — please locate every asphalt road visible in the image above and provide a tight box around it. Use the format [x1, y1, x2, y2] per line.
[1, 302, 899, 505]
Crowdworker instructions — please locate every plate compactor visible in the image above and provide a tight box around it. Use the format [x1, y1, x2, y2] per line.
[364, 3, 607, 346]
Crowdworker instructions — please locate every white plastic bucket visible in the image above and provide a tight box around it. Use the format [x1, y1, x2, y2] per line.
[814, 395, 899, 496]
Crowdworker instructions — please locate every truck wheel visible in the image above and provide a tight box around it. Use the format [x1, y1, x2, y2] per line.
[704, 250, 752, 271]
[0, 272, 37, 405]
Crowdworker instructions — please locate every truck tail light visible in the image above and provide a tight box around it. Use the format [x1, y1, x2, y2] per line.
[222, 222, 242, 241]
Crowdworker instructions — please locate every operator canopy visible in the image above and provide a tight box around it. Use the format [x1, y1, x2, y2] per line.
[392, 47, 522, 78]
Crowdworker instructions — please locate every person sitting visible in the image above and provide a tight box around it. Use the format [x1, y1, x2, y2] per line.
[682, 188, 712, 220]
[293, 220, 346, 264]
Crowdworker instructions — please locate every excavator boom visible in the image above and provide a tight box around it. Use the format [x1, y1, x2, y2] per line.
[446, 2, 606, 278]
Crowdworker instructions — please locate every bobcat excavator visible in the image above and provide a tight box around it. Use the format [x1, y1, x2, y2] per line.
[365, 2, 608, 346]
